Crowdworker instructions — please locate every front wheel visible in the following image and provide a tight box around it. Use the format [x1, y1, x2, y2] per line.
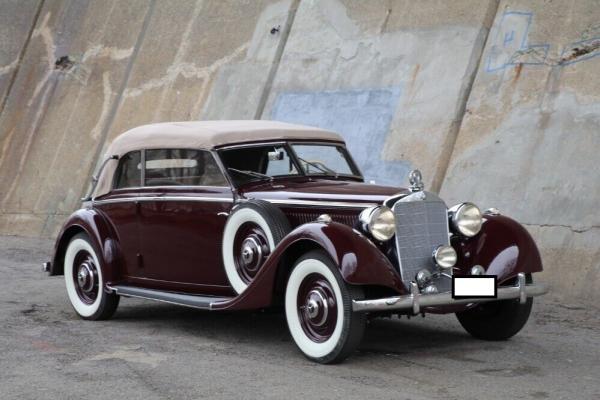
[64, 233, 119, 320]
[285, 250, 366, 364]
[455, 274, 534, 340]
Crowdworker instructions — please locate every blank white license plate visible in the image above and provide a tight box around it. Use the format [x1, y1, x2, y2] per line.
[452, 276, 497, 299]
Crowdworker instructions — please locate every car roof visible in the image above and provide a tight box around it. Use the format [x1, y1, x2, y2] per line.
[105, 120, 344, 156]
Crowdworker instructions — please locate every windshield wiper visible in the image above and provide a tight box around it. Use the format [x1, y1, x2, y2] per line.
[297, 157, 338, 177]
[227, 168, 272, 181]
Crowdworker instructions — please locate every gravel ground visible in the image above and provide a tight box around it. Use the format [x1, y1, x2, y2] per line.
[1, 235, 598, 400]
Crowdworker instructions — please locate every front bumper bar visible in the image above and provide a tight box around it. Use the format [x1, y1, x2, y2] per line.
[352, 273, 548, 314]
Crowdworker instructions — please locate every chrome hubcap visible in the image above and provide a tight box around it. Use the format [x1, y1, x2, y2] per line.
[297, 273, 338, 343]
[304, 289, 328, 326]
[72, 251, 99, 305]
[241, 238, 259, 265]
[77, 263, 95, 293]
[233, 223, 270, 284]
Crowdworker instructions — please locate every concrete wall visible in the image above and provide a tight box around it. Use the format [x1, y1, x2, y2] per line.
[440, 0, 600, 305]
[0, 0, 598, 306]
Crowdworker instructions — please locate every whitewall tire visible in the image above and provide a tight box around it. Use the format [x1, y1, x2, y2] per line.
[64, 233, 119, 320]
[285, 250, 366, 364]
[222, 201, 290, 294]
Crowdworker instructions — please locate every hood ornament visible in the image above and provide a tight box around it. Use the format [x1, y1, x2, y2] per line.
[408, 169, 424, 192]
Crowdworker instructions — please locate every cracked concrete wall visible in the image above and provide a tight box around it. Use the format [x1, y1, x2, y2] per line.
[0, 0, 292, 236]
[440, 0, 600, 306]
[0, 0, 41, 112]
[0, 0, 599, 305]
[0, 0, 152, 236]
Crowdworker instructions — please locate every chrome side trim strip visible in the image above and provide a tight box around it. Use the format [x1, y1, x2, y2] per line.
[262, 198, 377, 208]
[93, 196, 376, 208]
[93, 196, 234, 205]
[353, 274, 548, 313]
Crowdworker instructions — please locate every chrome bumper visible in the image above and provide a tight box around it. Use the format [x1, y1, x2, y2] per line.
[352, 273, 548, 313]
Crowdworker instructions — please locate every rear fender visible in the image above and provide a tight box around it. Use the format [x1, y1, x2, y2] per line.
[50, 208, 121, 282]
[452, 214, 543, 284]
[214, 221, 404, 311]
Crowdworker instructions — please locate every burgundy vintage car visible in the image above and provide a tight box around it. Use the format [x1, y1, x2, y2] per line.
[45, 121, 547, 363]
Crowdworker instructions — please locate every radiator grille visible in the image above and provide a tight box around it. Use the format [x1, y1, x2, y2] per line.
[393, 193, 452, 292]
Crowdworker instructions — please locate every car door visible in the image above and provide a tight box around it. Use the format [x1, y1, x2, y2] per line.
[136, 149, 234, 296]
[92, 150, 143, 280]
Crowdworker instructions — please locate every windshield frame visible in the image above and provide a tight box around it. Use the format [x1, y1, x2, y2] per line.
[217, 140, 363, 187]
[288, 141, 363, 180]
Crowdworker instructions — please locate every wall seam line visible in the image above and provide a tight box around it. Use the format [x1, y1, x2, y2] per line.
[254, 0, 301, 120]
[79, 0, 157, 201]
[433, 0, 501, 193]
[0, 0, 45, 121]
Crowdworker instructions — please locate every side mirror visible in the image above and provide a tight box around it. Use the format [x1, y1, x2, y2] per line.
[268, 150, 284, 161]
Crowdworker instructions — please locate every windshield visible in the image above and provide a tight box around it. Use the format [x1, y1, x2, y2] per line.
[220, 144, 299, 186]
[291, 144, 357, 177]
[220, 142, 360, 186]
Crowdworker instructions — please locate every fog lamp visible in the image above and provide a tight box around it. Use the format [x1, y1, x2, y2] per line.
[416, 269, 432, 288]
[432, 245, 457, 269]
[423, 285, 438, 295]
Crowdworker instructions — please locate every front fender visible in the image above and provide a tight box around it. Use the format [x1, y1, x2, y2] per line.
[452, 214, 543, 284]
[213, 222, 404, 311]
[50, 207, 121, 282]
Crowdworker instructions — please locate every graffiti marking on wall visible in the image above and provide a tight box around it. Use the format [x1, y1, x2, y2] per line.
[486, 10, 600, 71]
[485, 11, 549, 72]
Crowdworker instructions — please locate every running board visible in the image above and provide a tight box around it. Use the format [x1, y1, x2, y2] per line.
[107, 285, 232, 310]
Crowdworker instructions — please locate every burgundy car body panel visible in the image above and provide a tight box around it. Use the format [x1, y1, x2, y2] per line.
[452, 214, 543, 283]
[213, 221, 406, 311]
[50, 207, 122, 283]
[239, 178, 404, 205]
[92, 186, 236, 296]
[422, 214, 544, 314]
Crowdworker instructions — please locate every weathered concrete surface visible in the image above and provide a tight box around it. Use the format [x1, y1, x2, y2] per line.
[0, 0, 292, 238]
[0, 0, 41, 111]
[107, 0, 293, 140]
[1, 235, 599, 399]
[261, 0, 499, 188]
[440, 0, 600, 307]
[0, 0, 152, 236]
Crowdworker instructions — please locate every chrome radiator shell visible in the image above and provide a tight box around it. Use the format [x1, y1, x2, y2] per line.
[392, 191, 452, 292]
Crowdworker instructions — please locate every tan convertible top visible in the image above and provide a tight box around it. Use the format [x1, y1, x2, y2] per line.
[106, 120, 343, 156]
[92, 120, 344, 198]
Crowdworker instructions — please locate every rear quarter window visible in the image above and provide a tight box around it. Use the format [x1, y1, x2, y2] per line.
[144, 149, 227, 187]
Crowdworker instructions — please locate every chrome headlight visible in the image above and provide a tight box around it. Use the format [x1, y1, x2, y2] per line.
[450, 202, 482, 237]
[359, 206, 395, 241]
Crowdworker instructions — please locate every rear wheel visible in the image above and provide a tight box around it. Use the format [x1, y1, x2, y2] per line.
[64, 233, 119, 320]
[455, 274, 533, 340]
[285, 250, 366, 364]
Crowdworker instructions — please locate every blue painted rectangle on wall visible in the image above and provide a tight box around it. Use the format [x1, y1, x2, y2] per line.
[270, 87, 410, 187]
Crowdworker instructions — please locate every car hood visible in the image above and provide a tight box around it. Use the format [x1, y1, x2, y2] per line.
[239, 178, 408, 206]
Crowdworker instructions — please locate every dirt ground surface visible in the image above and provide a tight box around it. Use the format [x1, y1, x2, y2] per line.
[1, 235, 598, 400]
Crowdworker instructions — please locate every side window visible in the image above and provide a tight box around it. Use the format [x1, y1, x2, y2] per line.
[114, 151, 141, 189]
[144, 149, 227, 186]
